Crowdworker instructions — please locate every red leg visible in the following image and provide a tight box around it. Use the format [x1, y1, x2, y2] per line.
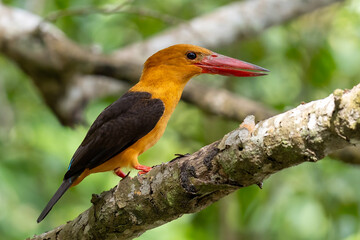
[114, 168, 129, 178]
[134, 164, 152, 175]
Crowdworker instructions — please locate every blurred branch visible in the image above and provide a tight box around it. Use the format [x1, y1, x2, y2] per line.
[183, 82, 276, 122]
[112, 0, 345, 64]
[44, 1, 182, 25]
[44, 0, 133, 21]
[0, 0, 343, 126]
[31, 84, 360, 240]
[0, 4, 139, 125]
[2, 0, 359, 167]
[330, 146, 360, 165]
[124, 7, 184, 25]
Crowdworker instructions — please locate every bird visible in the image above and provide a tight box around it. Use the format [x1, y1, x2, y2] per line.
[37, 44, 268, 223]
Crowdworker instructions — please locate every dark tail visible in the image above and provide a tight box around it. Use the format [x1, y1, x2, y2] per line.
[37, 178, 73, 223]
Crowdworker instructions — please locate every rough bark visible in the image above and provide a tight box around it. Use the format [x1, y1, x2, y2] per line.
[0, 0, 343, 126]
[31, 84, 360, 240]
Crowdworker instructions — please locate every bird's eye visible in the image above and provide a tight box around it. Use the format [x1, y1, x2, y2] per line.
[186, 52, 197, 60]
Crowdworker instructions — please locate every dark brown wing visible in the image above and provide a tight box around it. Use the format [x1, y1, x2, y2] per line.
[64, 91, 164, 179]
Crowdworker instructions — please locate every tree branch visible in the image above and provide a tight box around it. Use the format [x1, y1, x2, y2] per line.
[44, 1, 183, 26]
[113, 0, 344, 64]
[0, 4, 141, 125]
[330, 146, 360, 165]
[43, 0, 133, 22]
[183, 81, 276, 122]
[0, 0, 343, 126]
[31, 84, 360, 240]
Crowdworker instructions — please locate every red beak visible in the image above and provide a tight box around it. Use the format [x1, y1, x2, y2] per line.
[195, 53, 269, 77]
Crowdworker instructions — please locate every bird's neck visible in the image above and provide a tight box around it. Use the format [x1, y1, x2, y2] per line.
[130, 67, 190, 112]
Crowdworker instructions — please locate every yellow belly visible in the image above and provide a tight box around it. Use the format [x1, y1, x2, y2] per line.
[100, 113, 170, 170]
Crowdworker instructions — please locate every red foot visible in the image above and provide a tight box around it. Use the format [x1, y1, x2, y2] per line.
[134, 165, 152, 175]
[114, 168, 129, 178]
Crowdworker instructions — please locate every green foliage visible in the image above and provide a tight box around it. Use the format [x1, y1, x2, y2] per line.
[1, 0, 360, 239]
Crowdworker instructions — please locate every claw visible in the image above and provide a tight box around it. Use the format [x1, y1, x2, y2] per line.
[134, 164, 152, 175]
[114, 168, 130, 179]
[174, 153, 190, 158]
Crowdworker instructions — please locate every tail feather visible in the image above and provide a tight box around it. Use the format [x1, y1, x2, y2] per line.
[37, 178, 73, 223]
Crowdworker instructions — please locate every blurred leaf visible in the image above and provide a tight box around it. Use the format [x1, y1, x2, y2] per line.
[307, 43, 336, 87]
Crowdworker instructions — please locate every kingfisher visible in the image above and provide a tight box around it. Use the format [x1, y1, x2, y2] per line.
[37, 44, 268, 222]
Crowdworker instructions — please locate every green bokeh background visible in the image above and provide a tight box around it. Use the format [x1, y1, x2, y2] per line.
[1, 0, 360, 239]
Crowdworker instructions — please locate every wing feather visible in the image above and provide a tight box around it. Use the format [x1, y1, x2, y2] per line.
[64, 91, 164, 179]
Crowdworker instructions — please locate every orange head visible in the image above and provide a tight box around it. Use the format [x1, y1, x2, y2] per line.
[142, 44, 268, 86]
